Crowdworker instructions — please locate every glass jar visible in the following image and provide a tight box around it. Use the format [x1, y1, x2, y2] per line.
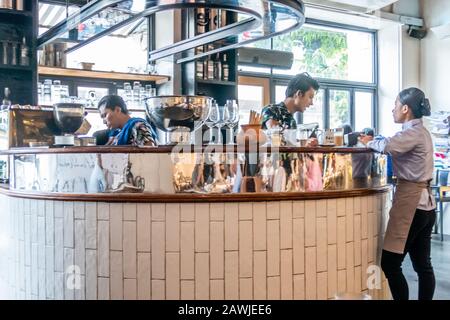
[123, 82, 132, 105]
[268, 127, 282, 147]
[334, 128, 344, 146]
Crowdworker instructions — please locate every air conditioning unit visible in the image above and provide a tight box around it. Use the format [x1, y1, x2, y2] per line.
[237, 47, 294, 70]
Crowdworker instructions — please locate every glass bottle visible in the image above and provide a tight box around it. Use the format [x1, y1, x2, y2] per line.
[196, 60, 204, 79]
[20, 37, 30, 66]
[2, 87, 12, 109]
[207, 57, 214, 80]
[1, 41, 8, 65]
[222, 54, 229, 81]
[0, 0, 13, 9]
[214, 54, 222, 80]
[16, 0, 24, 10]
[10, 42, 18, 66]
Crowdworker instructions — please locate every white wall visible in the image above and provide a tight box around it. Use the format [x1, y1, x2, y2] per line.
[420, 0, 450, 235]
[377, 23, 402, 136]
[377, 21, 421, 137]
[420, 0, 450, 111]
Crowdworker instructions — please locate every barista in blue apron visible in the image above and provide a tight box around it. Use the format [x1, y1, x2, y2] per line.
[361, 87, 436, 300]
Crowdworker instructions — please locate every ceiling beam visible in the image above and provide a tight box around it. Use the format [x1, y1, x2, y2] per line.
[39, 0, 88, 7]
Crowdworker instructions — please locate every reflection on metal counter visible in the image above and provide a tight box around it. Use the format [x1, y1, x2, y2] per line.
[8, 148, 387, 194]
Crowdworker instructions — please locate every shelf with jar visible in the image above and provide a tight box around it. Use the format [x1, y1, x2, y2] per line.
[37, 78, 157, 111]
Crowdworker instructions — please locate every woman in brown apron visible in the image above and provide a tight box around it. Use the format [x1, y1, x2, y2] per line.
[361, 87, 436, 300]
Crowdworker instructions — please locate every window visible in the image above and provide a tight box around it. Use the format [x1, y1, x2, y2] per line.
[238, 76, 270, 124]
[238, 19, 377, 131]
[329, 89, 350, 128]
[272, 24, 374, 83]
[303, 89, 324, 128]
[38, 3, 149, 74]
[354, 91, 374, 132]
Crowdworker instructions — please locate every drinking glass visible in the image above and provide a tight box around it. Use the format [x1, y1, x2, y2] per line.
[334, 128, 344, 146]
[133, 81, 141, 108]
[123, 82, 132, 105]
[224, 100, 239, 144]
[297, 129, 309, 147]
[205, 101, 219, 144]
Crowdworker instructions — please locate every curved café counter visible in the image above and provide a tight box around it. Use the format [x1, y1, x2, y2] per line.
[0, 146, 392, 300]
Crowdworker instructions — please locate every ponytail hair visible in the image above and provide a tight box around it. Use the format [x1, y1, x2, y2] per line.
[398, 87, 431, 118]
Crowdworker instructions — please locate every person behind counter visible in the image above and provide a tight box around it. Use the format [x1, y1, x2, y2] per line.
[360, 87, 435, 300]
[97, 95, 157, 146]
[261, 72, 320, 131]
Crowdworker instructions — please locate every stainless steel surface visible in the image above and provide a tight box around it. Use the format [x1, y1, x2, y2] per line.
[145, 95, 212, 133]
[9, 149, 387, 194]
[37, 1, 305, 63]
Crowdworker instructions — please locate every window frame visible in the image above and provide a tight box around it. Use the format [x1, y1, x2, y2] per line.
[238, 18, 379, 131]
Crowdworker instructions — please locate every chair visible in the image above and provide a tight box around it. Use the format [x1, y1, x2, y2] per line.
[433, 169, 450, 241]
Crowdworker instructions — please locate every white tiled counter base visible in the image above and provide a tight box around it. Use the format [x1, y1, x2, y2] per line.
[0, 193, 391, 300]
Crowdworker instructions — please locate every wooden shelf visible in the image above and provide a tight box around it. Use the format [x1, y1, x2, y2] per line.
[196, 79, 237, 86]
[38, 66, 171, 85]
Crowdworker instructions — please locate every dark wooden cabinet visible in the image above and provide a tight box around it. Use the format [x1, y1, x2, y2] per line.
[0, 1, 38, 105]
[182, 8, 238, 106]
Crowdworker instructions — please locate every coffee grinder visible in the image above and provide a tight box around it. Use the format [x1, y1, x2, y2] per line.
[53, 102, 85, 146]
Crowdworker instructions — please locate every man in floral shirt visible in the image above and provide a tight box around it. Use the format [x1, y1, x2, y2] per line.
[97, 95, 157, 146]
[261, 72, 320, 130]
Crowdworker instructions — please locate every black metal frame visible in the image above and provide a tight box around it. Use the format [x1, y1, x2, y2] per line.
[238, 18, 378, 132]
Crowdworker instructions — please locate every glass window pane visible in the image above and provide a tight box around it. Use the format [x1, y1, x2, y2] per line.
[303, 89, 324, 128]
[329, 90, 350, 129]
[354, 91, 373, 132]
[238, 84, 264, 124]
[275, 85, 287, 103]
[272, 24, 373, 83]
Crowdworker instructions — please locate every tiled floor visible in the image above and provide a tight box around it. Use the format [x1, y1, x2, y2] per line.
[403, 234, 450, 300]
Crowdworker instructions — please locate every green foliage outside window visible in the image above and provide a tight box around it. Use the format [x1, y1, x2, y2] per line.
[273, 27, 350, 127]
[273, 27, 348, 79]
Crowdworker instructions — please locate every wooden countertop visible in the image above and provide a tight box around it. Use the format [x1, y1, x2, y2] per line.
[0, 183, 391, 203]
[38, 66, 171, 85]
[0, 145, 376, 155]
